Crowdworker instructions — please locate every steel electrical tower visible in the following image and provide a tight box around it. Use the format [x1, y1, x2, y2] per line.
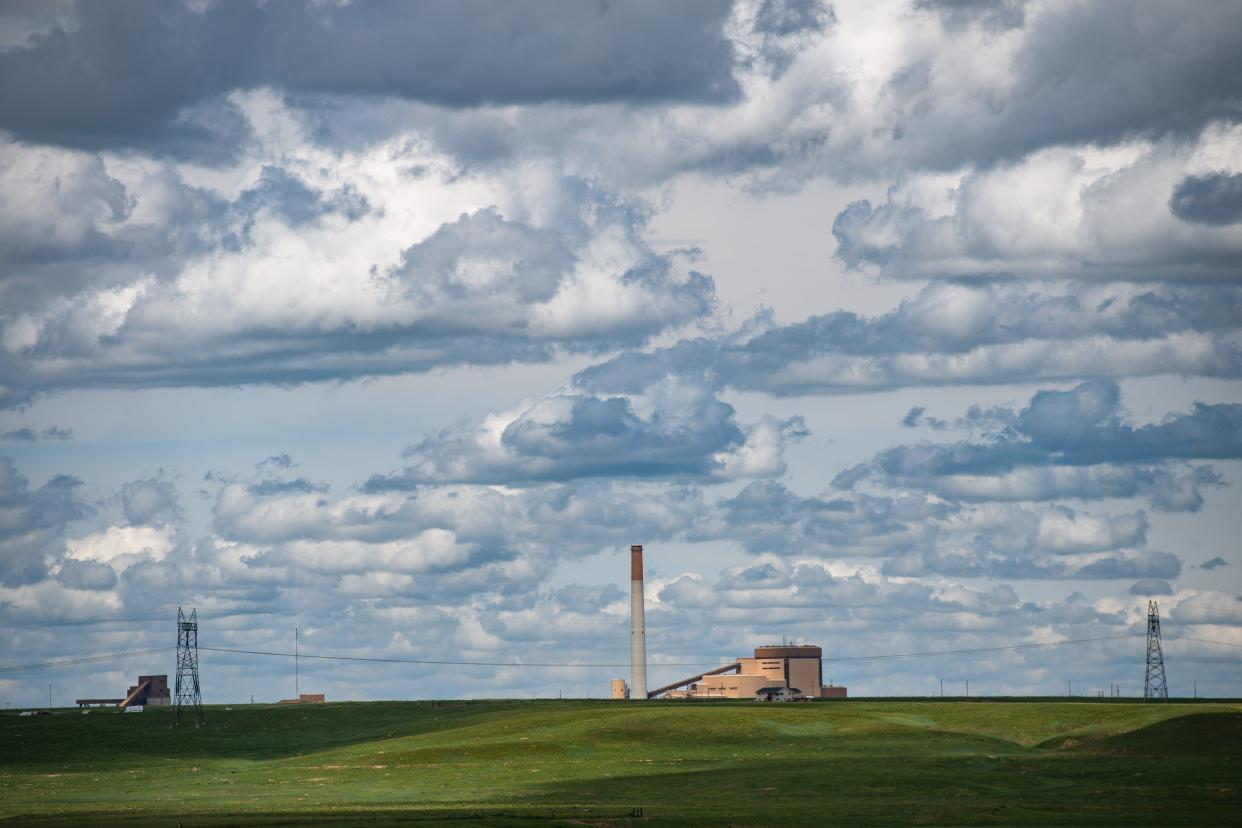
[174, 606, 204, 725]
[1143, 600, 1168, 702]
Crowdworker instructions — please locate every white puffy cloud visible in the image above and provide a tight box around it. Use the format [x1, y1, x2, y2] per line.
[833, 130, 1242, 281]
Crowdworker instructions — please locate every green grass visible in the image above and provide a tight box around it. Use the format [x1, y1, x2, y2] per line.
[1, 699, 1239, 826]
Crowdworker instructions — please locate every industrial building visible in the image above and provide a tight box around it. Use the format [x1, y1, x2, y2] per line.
[653, 644, 847, 700]
[613, 544, 847, 701]
[76, 674, 171, 709]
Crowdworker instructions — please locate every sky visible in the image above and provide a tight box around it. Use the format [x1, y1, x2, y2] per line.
[1, 0, 1241, 707]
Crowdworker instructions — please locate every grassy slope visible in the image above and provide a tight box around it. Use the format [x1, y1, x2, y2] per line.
[1, 700, 1239, 826]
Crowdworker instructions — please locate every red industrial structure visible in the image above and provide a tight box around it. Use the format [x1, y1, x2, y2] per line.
[76, 675, 171, 709]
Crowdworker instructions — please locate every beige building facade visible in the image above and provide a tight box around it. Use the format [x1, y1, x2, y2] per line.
[660, 645, 843, 700]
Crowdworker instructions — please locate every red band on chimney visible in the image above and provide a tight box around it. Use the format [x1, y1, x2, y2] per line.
[630, 545, 643, 581]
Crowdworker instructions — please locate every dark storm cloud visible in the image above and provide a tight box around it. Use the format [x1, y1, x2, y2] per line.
[1169, 172, 1242, 226]
[1198, 556, 1229, 571]
[0, 0, 737, 154]
[576, 283, 1242, 397]
[0, 457, 90, 586]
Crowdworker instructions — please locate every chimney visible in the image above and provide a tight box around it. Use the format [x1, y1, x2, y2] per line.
[630, 544, 648, 700]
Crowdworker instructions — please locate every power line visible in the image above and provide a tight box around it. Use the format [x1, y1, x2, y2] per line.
[0, 648, 174, 675]
[201, 633, 1152, 669]
[1173, 635, 1242, 650]
[200, 646, 719, 669]
[2, 632, 1231, 678]
[822, 633, 1146, 663]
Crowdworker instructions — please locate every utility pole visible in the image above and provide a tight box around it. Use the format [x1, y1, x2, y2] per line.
[47, 683, 52, 710]
[965, 680, 969, 698]
[940, 678, 943, 698]
[1068, 679, 1071, 697]
[295, 625, 299, 700]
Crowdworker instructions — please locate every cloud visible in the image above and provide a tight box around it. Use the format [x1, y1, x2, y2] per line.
[0, 425, 71, 442]
[1129, 579, 1174, 596]
[213, 477, 708, 557]
[715, 480, 1159, 580]
[753, 0, 833, 37]
[365, 383, 803, 487]
[1169, 172, 1242, 226]
[839, 381, 1238, 512]
[0, 0, 738, 155]
[120, 477, 182, 526]
[914, 0, 1024, 31]
[1198, 556, 1229, 571]
[885, 547, 1181, 581]
[0, 457, 90, 586]
[576, 282, 1242, 397]
[256, 453, 297, 472]
[55, 558, 117, 591]
[832, 138, 1242, 281]
[377, 0, 1242, 190]
[0, 141, 715, 407]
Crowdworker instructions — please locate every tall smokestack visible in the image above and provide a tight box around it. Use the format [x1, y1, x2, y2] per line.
[630, 544, 647, 700]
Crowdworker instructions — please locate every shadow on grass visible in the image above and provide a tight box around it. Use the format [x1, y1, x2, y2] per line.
[0, 701, 567, 771]
[1041, 711, 1242, 755]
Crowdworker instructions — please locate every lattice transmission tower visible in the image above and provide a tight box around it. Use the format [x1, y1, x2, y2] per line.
[1143, 600, 1168, 702]
[174, 606, 204, 725]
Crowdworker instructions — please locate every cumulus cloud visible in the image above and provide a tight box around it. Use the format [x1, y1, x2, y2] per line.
[0, 457, 89, 586]
[367, 383, 803, 487]
[576, 282, 1242, 396]
[714, 480, 1160, 580]
[4, 0, 1242, 705]
[354, 0, 1242, 188]
[832, 136, 1242, 281]
[839, 381, 1237, 512]
[0, 133, 715, 407]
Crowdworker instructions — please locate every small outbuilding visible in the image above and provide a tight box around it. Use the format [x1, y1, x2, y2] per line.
[756, 686, 801, 702]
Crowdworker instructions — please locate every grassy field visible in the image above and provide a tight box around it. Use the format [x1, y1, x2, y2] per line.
[1, 699, 1239, 826]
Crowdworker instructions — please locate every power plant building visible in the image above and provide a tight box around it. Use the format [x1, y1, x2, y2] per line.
[76, 674, 171, 709]
[654, 645, 844, 700]
[616, 544, 846, 701]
